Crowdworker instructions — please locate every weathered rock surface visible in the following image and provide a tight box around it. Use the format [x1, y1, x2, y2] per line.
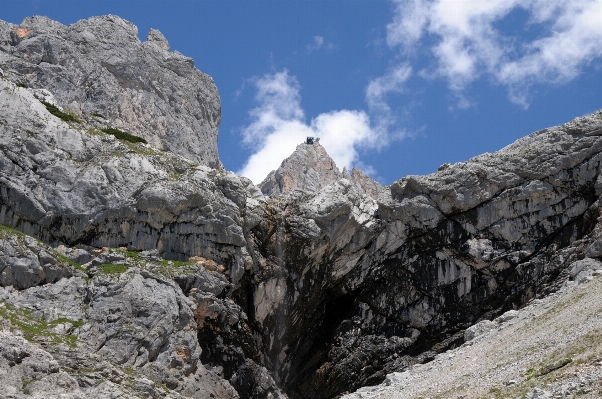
[0, 226, 77, 289]
[0, 77, 258, 269]
[249, 110, 602, 398]
[4, 16, 602, 399]
[0, 15, 222, 167]
[343, 260, 602, 399]
[343, 166, 383, 200]
[0, 238, 245, 398]
[258, 141, 383, 199]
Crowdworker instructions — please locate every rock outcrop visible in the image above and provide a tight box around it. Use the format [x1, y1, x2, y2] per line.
[259, 141, 383, 199]
[0, 15, 222, 168]
[3, 14, 602, 399]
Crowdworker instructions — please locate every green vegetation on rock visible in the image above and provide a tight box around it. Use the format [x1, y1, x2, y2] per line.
[40, 100, 81, 123]
[101, 127, 148, 144]
[0, 302, 82, 348]
[99, 263, 130, 274]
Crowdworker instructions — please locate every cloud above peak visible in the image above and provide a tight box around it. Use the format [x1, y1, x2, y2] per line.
[237, 70, 382, 184]
[384, 0, 602, 106]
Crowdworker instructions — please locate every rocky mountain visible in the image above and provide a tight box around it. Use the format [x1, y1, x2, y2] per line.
[0, 15, 222, 168]
[259, 141, 383, 198]
[3, 14, 602, 399]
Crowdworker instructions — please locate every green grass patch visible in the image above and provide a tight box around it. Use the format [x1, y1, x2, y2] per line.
[90, 113, 106, 119]
[0, 302, 80, 348]
[48, 317, 85, 329]
[117, 248, 141, 259]
[151, 258, 198, 278]
[99, 263, 129, 274]
[40, 100, 81, 123]
[0, 223, 27, 239]
[158, 259, 194, 268]
[101, 127, 147, 144]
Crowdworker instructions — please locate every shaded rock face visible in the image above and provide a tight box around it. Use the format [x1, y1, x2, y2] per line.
[4, 24, 602, 398]
[0, 15, 221, 168]
[259, 141, 383, 199]
[248, 115, 602, 398]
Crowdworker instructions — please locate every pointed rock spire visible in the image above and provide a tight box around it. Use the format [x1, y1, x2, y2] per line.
[258, 141, 383, 198]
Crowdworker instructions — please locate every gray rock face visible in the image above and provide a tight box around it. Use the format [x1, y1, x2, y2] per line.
[343, 166, 383, 200]
[258, 141, 383, 199]
[464, 320, 496, 341]
[0, 78, 257, 270]
[0, 237, 243, 398]
[0, 227, 77, 289]
[0, 15, 222, 168]
[4, 21, 602, 398]
[247, 110, 602, 398]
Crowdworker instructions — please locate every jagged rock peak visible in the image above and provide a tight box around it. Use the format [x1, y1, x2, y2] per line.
[259, 141, 383, 198]
[343, 166, 383, 200]
[147, 28, 170, 51]
[259, 141, 340, 195]
[0, 14, 222, 168]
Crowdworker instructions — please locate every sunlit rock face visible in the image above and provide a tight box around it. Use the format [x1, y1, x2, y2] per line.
[0, 15, 222, 168]
[3, 14, 602, 399]
[259, 141, 383, 199]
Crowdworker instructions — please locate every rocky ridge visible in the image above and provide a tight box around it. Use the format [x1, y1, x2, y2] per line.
[258, 141, 383, 199]
[0, 15, 222, 168]
[3, 14, 602, 399]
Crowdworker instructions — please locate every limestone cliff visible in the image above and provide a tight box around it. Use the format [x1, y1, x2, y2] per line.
[0, 15, 222, 168]
[259, 141, 383, 198]
[3, 14, 602, 399]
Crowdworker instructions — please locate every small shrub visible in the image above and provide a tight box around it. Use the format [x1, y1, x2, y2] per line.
[101, 127, 147, 144]
[15, 82, 28, 88]
[90, 113, 106, 119]
[40, 100, 81, 123]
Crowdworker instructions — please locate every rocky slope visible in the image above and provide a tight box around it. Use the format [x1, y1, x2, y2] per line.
[344, 258, 602, 398]
[3, 14, 602, 399]
[258, 141, 383, 199]
[0, 15, 222, 168]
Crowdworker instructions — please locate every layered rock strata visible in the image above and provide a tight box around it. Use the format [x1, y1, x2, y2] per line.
[3, 15, 602, 399]
[259, 141, 383, 199]
[0, 15, 222, 167]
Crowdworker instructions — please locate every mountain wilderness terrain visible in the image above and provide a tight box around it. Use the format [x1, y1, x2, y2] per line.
[2, 15, 602, 399]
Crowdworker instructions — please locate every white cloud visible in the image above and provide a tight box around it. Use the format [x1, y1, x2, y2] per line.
[366, 63, 412, 113]
[306, 35, 335, 53]
[237, 70, 381, 184]
[365, 63, 412, 140]
[306, 36, 324, 53]
[385, 0, 602, 106]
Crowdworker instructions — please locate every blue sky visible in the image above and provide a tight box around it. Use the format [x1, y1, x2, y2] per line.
[4, 1, 602, 184]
